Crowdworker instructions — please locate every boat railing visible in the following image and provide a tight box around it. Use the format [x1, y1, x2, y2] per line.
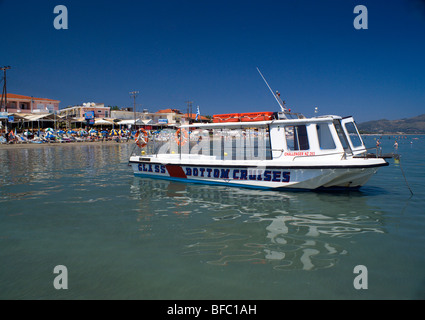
[291, 151, 347, 161]
[351, 147, 380, 159]
[278, 112, 306, 120]
[352, 147, 397, 160]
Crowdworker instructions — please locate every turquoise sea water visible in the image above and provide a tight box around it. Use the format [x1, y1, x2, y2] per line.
[0, 136, 424, 300]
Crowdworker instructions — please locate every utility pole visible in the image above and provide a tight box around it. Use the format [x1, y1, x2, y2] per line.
[1, 66, 11, 135]
[1, 66, 11, 112]
[130, 91, 139, 129]
[186, 100, 193, 124]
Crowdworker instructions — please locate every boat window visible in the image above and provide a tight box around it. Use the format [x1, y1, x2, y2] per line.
[316, 123, 336, 150]
[151, 127, 272, 160]
[285, 125, 309, 151]
[333, 120, 351, 153]
[344, 121, 363, 148]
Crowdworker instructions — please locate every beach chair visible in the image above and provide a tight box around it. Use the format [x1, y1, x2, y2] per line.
[18, 135, 30, 144]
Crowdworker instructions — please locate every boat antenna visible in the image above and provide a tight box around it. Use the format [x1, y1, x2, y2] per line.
[256, 67, 286, 112]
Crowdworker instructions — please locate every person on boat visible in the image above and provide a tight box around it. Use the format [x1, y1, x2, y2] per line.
[394, 140, 398, 149]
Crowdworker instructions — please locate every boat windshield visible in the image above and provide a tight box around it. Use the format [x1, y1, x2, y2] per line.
[333, 120, 352, 154]
[343, 121, 363, 148]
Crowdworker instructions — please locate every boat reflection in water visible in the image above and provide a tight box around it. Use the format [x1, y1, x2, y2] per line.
[130, 178, 386, 271]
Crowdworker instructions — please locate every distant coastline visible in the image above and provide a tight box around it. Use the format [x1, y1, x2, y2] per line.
[357, 114, 425, 134]
[360, 133, 425, 136]
[0, 139, 132, 150]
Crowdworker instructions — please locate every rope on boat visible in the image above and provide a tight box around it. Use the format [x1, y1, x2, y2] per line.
[395, 154, 413, 196]
[128, 142, 139, 166]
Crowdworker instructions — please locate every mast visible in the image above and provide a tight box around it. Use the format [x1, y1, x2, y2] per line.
[256, 67, 286, 113]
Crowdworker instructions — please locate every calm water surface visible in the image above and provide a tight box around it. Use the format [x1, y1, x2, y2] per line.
[0, 137, 424, 299]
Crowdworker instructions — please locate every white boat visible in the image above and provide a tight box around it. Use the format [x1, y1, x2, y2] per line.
[129, 110, 390, 190]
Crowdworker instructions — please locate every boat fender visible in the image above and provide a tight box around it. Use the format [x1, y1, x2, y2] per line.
[135, 129, 148, 148]
[175, 128, 188, 146]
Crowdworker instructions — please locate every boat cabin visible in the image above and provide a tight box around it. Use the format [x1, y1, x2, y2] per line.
[143, 112, 366, 163]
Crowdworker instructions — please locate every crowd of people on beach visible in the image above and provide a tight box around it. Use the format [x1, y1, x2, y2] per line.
[0, 127, 135, 145]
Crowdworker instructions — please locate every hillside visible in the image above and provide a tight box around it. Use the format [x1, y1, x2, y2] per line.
[357, 114, 425, 134]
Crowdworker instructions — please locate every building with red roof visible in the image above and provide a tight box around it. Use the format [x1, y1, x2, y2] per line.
[0, 93, 60, 114]
[155, 108, 209, 124]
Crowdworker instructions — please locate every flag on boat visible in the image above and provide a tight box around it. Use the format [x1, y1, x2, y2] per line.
[195, 106, 200, 121]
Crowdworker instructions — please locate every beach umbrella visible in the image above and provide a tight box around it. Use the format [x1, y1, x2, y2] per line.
[94, 119, 112, 126]
[57, 130, 66, 135]
[45, 128, 54, 133]
[110, 129, 119, 136]
[67, 130, 76, 135]
[46, 132, 56, 139]
[79, 130, 88, 136]
[89, 129, 98, 136]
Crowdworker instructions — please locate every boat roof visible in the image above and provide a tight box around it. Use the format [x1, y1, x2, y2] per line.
[181, 115, 343, 129]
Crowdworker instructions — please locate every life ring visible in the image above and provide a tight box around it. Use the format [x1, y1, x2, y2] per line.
[175, 128, 188, 146]
[135, 129, 148, 148]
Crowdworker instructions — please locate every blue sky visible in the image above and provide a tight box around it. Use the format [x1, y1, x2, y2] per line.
[1, 0, 425, 122]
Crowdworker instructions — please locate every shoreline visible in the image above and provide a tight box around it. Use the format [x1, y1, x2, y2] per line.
[2, 133, 422, 151]
[0, 139, 134, 150]
[361, 133, 425, 136]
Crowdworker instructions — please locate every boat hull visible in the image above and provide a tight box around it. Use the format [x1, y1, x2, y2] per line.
[129, 158, 388, 190]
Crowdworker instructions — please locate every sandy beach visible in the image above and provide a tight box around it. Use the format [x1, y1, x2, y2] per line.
[0, 139, 134, 150]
